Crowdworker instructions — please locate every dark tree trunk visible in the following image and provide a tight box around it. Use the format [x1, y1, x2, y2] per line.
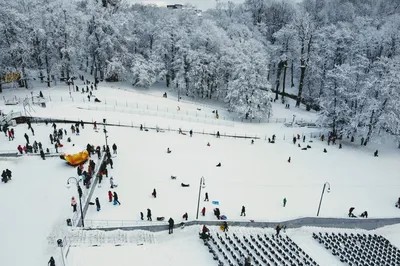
[281, 60, 288, 103]
[290, 61, 294, 87]
[275, 60, 284, 100]
[267, 64, 271, 81]
[296, 59, 306, 107]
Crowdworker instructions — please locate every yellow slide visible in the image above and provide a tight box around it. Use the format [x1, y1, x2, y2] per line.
[62, 150, 89, 166]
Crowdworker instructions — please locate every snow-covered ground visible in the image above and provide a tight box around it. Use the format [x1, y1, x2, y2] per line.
[0, 80, 399, 266]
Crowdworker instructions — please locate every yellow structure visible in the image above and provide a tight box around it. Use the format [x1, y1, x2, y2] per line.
[63, 150, 89, 166]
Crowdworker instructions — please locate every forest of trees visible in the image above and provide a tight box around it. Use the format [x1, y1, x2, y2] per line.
[1, 0, 400, 143]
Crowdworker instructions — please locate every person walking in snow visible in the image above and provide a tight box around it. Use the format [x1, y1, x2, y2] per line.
[182, 212, 188, 220]
[95, 197, 101, 211]
[24, 133, 29, 144]
[71, 197, 77, 212]
[241, 206, 246, 216]
[216, 131, 220, 138]
[189, 130, 193, 137]
[48, 256, 56, 266]
[292, 136, 296, 145]
[113, 192, 120, 205]
[110, 177, 115, 189]
[1, 170, 8, 183]
[54, 143, 58, 153]
[283, 198, 287, 207]
[223, 221, 229, 232]
[49, 134, 53, 144]
[112, 143, 117, 154]
[6, 169, 12, 180]
[204, 192, 209, 201]
[147, 208, 152, 221]
[276, 224, 282, 236]
[17, 145, 23, 155]
[108, 191, 113, 202]
[140, 212, 144, 220]
[201, 207, 206, 216]
[374, 150, 379, 157]
[108, 158, 113, 169]
[168, 217, 174, 234]
[152, 188, 157, 198]
[288, 157, 291, 163]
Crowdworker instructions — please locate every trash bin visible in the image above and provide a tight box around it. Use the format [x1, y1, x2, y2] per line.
[66, 218, 72, 226]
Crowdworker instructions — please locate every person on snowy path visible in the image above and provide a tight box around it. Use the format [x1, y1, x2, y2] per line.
[54, 143, 58, 153]
[108, 158, 113, 169]
[40, 150, 45, 160]
[167, 147, 171, 154]
[204, 192, 209, 201]
[112, 143, 117, 154]
[152, 188, 157, 198]
[293, 136, 296, 145]
[348, 207, 355, 217]
[283, 198, 287, 207]
[108, 191, 112, 202]
[374, 150, 379, 157]
[147, 208, 152, 221]
[48, 256, 56, 266]
[223, 221, 229, 232]
[6, 169, 12, 180]
[30, 127, 34, 136]
[113, 192, 121, 205]
[95, 197, 101, 211]
[360, 211, 368, 218]
[214, 208, 220, 220]
[110, 177, 115, 189]
[24, 133, 29, 144]
[190, 130, 193, 137]
[1, 171, 8, 183]
[201, 207, 206, 216]
[216, 131, 220, 138]
[17, 145, 23, 155]
[241, 206, 246, 216]
[323, 148, 327, 153]
[71, 197, 77, 212]
[182, 212, 188, 220]
[140, 212, 144, 220]
[168, 218, 174, 234]
[287, 157, 291, 163]
[93, 121, 97, 129]
[276, 224, 282, 236]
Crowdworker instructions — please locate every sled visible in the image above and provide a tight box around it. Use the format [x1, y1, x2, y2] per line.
[212, 201, 219, 205]
[220, 225, 225, 231]
[221, 215, 227, 220]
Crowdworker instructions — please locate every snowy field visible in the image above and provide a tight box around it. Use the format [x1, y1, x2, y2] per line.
[0, 81, 400, 266]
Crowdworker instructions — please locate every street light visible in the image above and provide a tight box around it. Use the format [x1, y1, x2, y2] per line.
[316, 182, 331, 216]
[67, 177, 84, 227]
[103, 118, 108, 147]
[57, 239, 66, 266]
[196, 176, 206, 219]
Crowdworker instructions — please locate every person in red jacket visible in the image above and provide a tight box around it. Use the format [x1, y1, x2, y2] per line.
[17, 145, 23, 154]
[201, 207, 206, 216]
[108, 191, 113, 202]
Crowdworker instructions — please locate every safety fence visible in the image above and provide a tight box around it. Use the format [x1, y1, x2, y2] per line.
[83, 217, 400, 232]
[3, 94, 317, 125]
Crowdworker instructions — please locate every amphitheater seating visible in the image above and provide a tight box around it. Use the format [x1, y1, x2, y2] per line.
[313, 232, 400, 266]
[201, 230, 319, 266]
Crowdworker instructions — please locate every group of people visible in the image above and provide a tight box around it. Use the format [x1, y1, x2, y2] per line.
[1, 169, 12, 183]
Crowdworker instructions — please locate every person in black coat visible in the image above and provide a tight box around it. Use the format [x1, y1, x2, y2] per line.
[113, 192, 120, 205]
[140, 212, 144, 220]
[182, 212, 188, 220]
[147, 208, 152, 221]
[112, 143, 117, 154]
[1, 170, 8, 183]
[108, 158, 113, 169]
[241, 206, 246, 216]
[5, 169, 11, 180]
[204, 192, 209, 201]
[48, 256, 55, 266]
[152, 188, 157, 198]
[223, 221, 228, 232]
[40, 149, 45, 160]
[168, 217, 174, 234]
[95, 197, 101, 211]
[24, 133, 29, 144]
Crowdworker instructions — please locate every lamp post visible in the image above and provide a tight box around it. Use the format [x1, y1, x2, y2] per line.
[316, 182, 331, 216]
[103, 118, 108, 147]
[57, 239, 66, 266]
[67, 177, 84, 227]
[196, 176, 206, 219]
